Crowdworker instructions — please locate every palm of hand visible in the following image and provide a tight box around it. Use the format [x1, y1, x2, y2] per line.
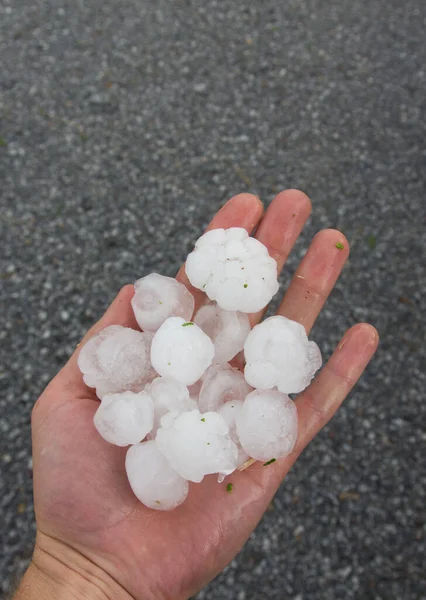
[31, 192, 378, 600]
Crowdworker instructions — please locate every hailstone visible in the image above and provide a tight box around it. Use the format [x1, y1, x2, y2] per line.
[236, 389, 298, 461]
[145, 377, 197, 438]
[198, 364, 252, 413]
[126, 441, 188, 510]
[131, 273, 195, 332]
[156, 409, 239, 483]
[244, 315, 322, 394]
[150, 317, 215, 385]
[185, 227, 279, 313]
[94, 391, 154, 447]
[78, 325, 156, 399]
[194, 302, 251, 364]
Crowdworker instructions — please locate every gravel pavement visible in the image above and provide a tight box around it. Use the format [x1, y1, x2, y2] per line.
[1, 1, 425, 598]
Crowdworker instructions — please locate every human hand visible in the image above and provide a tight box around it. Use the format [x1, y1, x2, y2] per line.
[18, 191, 378, 600]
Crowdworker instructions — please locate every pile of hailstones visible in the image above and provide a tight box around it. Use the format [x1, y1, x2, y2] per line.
[78, 228, 322, 511]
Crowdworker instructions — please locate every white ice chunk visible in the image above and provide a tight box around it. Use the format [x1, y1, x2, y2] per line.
[218, 400, 249, 469]
[93, 391, 154, 447]
[126, 440, 188, 510]
[78, 325, 156, 399]
[78, 325, 123, 383]
[236, 389, 298, 461]
[145, 377, 197, 438]
[150, 317, 215, 385]
[198, 364, 252, 413]
[156, 409, 238, 483]
[194, 302, 251, 364]
[244, 315, 322, 394]
[185, 227, 279, 313]
[131, 273, 194, 332]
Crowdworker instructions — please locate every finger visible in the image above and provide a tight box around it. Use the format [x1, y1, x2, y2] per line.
[292, 323, 379, 461]
[247, 323, 379, 490]
[51, 285, 138, 397]
[176, 193, 264, 309]
[277, 229, 349, 334]
[249, 189, 312, 326]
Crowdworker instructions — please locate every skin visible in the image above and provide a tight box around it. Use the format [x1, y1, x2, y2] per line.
[16, 190, 379, 600]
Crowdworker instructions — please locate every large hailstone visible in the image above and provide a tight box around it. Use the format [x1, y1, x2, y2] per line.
[150, 317, 215, 385]
[198, 364, 252, 413]
[145, 377, 197, 438]
[244, 315, 322, 394]
[78, 325, 156, 399]
[131, 273, 195, 332]
[194, 302, 251, 364]
[156, 409, 239, 483]
[126, 441, 188, 511]
[94, 391, 154, 446]
[236, 389, 298, 461]
[185, 227, 279, 313]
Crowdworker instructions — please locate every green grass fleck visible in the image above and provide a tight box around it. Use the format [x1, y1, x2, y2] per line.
[182, 321, 194, 327]
[367, 235, 377, 249]
[335, 242, 344, 250]
[243, 283, 248, 288]
[226, 483, 233, 493]
[200, 417, 206, 422]
[263, 458, 276, 466]
[159, 300, 163, 304]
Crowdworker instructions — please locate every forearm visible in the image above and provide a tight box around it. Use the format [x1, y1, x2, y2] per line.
[14, 533, 133, 600]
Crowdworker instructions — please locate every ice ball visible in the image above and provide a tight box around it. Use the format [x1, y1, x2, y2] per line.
[185, 227, 279, 313]
[236, 389, 298, 461]
[156, 409, 238, 483]
[78, 325, 156, 399]
[198, 364, 252, 413]
[150, 317, 215, 385]
[126, 440, 188, 510]
[194, 302, 251, 364]
[244, 315, 322, 394]
[93, 391, 154, 447]
[131, 273, 195, 332]
[145, 377, 197, 438]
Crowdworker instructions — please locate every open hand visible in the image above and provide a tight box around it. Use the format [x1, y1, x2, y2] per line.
[20, 191, 378, 600]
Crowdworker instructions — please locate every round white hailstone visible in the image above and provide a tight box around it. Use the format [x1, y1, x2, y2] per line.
[93, 391, 154, 447]
[145, 377, 197, 438]
[126, 441, 188, 511]
[78, 325, 123, 383]
[131, 273, 195, 332]
[150, 317, 215, 386]
[217, 400, 249, 468]
[244, 315, 322, 394]
[185, 227, 279, 313]
[236, 389, 298, 461]
[194, 302, 251, 364]
[78, 325, 156, 399]
[156, 409, 238, 483]
[198, 364, 252, 413]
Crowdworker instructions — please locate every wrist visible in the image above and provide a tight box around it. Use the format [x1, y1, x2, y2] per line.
[15, 532, 134, 600]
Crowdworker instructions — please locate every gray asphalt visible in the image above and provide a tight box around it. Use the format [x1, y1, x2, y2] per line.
[1, 1, 425, 598]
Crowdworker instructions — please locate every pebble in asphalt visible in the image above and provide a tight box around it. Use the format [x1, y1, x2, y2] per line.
[1, 1, 425, 598]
